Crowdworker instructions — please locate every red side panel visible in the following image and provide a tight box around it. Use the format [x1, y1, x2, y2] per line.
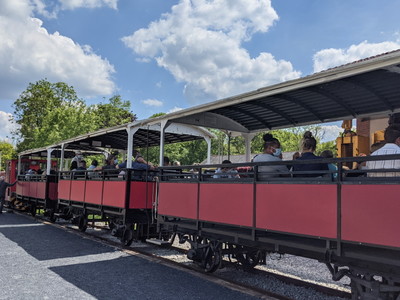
[48, 182, 58, 201]
[103, 181, 126, 208]
[256, 184, 337, 238]
[158, 182, 198, 219]
[28, 182, 37, 198]
[129, 182, 156, 209]
[85, 181, 103, 205]
[36, 182, 46, 199]
[342, 185, 400, 248]
[199, 183, 254, 227]
[16, 181, 24, 197]
[70, 181, 85, 202]
[58, 180, 71, 200]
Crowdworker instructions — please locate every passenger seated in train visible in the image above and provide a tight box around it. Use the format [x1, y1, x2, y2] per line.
[252, 133, 288, 180]
[115, 151, 155, 180]
[71, 151, 83, 164]
[366, 124, 400, 177]
[24, 168, 37, 180]
[77, 160, 87, 170]
[121, 150, 155, 169]
[86, 159, 98, 178]
[213, 160, 240, 179]
[74, 160, 87, 178]
[320, 150, 337, 179]
[292, 131, 328, 177]
[87, 159, 98, 170]
[70, 161, 78, 171]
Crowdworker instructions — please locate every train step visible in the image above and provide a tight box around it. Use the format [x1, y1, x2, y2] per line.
[145, 238, 170, 246]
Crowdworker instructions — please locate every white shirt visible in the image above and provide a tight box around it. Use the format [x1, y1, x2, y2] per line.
[366, 143, 400, 177]
[252, 153, 288, 179]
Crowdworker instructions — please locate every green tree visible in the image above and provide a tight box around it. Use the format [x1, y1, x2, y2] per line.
[0, 141, 16, 171]
[92, 95, 136, 128]
[12, 80, 136, 152]
[12, 79, 85, 151]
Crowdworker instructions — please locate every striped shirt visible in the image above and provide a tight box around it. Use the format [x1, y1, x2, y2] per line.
[366, 143, 400, 177]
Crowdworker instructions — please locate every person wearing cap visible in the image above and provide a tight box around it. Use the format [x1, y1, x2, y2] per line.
[0, 176, 16, 213]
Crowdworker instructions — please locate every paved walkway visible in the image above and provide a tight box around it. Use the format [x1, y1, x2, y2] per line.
[0, 212, 259, 300]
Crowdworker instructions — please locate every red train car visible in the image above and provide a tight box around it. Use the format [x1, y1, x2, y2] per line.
[6, 158, 58, 216]
[152, 51, 400, 299]
[56, 168, 158, 244]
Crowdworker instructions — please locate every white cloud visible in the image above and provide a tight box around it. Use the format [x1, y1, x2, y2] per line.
[320, 125, 343, 142]
[0, 111, 19, 142]
[142, 99, 163, 107]
[313, 40, 400, 73]
[59, 0, 117, 10]
[167, 106, 183, 113]
[0, 0, 116, 100]
[122, 0, 300, 104]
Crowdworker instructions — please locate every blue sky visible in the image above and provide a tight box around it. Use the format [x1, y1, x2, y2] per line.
[1, 0, 400, 142]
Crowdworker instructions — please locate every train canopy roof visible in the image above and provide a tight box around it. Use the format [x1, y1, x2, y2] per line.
[19, 122, 215, 157]
[137, 50, 400, 133]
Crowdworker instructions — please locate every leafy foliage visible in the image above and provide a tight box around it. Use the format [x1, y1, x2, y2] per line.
[93, 95, 136, 128]
[12, 80, 135, 152]
[0, 141, 16, 171]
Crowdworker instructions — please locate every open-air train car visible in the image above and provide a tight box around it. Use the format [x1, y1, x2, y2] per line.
[147, 50, 400, 299]
[13, 122, 214, 245]
[14, 146, 103, 218]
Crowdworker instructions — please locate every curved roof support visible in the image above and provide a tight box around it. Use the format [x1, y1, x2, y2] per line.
[306, 87, 357, 117]
[218, 106, 271, 129]
[249, 102, 297, 126]
[341, 78, 393, 111]
[173, 112, 250, 133]
[273, 95, 324, 122]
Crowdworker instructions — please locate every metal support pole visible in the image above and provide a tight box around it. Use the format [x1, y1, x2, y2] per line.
[46, 148, 54, 175]
[243, 133, 256, 162]
[159, 120, 169, 167]
[126, 126, 139, 169]
[60, 143, 66, 172]
[17, 155, 21, 175]
[205, 136, 212, 164]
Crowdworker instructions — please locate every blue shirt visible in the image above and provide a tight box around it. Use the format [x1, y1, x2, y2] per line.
[292, 152, 329, 177]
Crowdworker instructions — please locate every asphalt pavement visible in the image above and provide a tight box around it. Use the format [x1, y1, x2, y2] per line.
[0, 211, 260, 300]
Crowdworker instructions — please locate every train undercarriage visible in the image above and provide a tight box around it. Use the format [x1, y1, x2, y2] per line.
[158, 216, 400, 300]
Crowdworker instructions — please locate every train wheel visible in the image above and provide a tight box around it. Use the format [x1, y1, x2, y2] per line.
[121, 226, 134, 247]
[49, 210, 57, 223]
[203, 247, 221, 273]
[108, 219, 115, 231]
[78, 215, 87, 232]
[236, 247, 261, 269]
[30, 205, 37, 217]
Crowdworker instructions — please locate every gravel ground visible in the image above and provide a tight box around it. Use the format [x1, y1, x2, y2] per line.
[85, 226, 350, 300]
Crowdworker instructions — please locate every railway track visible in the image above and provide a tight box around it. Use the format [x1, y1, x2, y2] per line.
[14, 210, 351, 300]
